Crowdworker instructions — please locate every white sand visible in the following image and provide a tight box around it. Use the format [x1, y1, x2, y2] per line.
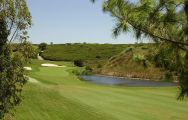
[37, 54, 44, 60]
[24, 67, 32, 71]
[41, 63, 66, 67]
[28, 77, 40, 84]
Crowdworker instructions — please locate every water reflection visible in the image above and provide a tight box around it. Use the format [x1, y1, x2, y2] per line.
[81, 75, 178, 87]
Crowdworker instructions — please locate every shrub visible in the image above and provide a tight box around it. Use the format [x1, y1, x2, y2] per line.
[133, 54, 145, 63]
[141, 46, 148, 50]
[165, 71, 173, 81]
[72, 69, 90, 75]
[96, 55, 101, 59]
[85, 66, 92, 71]
[20, 41, 38, 59]
[124, 47, 133, 53]
[133, 54, 149, 68]
[74, 59, 84, 67]
[39, 42, 47, 51]
[97, 64, 102, 68]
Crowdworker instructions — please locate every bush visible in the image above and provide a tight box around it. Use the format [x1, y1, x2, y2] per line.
[96, 55, 101, 59]
[124, 47, 133, 53]
[133, 54, 145, 63]
[133, 54, 149, 68]
[74, 59, 84, 67]
[85, 66, 92, 71]
[0, 45, 27, 119]
[141, 46, 148, 50]
[39, 42, 47, 51]
[165, 71, 173, 81]
[97, 64, 102, 68]
[18, 41, 38, 61]
[71, 69, 90, 75]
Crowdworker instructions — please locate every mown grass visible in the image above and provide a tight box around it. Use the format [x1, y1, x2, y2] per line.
[14, 60, 188, 120]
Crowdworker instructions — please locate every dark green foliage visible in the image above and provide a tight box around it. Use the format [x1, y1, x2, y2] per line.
[71, 69, 90, 76]
[42, 44, 128, 61]
[41, 44, 130, 70]
[38, 42, 47, 51]
[141, 46, 148, 50]
[152, 44, 186, 81]
[164, 71, 173, 82]
[92, 0, 188, 99]
[96, 55, 101, 59]
[74, 59, 84, 67]
[85, 66, 92, 71]
[97, 64, 102, 68]
[178, 53, 188, 99]
[0, 20, 27, 119]
[125, 47, 133, 53]
[17, 41, 38, 62]
[0, 0, 31, 118]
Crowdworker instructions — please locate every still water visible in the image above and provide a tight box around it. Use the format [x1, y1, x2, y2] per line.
[81, 75, 178, 87]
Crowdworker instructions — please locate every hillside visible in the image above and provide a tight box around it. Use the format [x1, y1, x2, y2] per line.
[41, 44, 129, 67]
[98, 45, 167, 80]
[41, 43, 171, 81]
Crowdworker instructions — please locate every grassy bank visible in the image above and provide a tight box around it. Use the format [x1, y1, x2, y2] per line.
[99, 45, 166, 80]
[14, 60, 188, 120]
[41, 43, 167, 80]
[41, 44, 129, 67]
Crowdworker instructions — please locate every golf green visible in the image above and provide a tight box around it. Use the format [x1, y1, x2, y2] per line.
[15, 60, 188, 120]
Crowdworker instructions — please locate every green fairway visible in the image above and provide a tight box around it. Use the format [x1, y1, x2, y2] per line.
[15, 60, 188, 120]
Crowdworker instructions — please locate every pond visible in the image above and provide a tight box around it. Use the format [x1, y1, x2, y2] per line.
[81, 75, 178, 87]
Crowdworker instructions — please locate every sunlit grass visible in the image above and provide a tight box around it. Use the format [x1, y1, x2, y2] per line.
[15, 60, 188, 120]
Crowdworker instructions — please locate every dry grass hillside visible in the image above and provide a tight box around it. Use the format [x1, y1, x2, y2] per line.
[98, 46, 167, 80]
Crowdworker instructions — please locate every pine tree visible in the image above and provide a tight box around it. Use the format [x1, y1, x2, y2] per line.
[92, 0, 188, 99]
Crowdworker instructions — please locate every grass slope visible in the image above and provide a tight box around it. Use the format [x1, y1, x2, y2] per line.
[41, 44, 167, 80]
[100, 45, 165, 80]
[41, 44, 129, 67]
[15, 60, 188, 120]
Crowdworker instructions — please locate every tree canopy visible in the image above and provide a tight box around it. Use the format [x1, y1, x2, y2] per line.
[0, 0, 32, 42]
[39, 42, 48, 51]
[92, 0, 188, 99]
[0, 0, 32, 118]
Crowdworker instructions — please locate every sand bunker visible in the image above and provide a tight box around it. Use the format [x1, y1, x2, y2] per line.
[28, 77, 40, 84]
[24, 67, 32, 71]
[41, 63, 65, 67]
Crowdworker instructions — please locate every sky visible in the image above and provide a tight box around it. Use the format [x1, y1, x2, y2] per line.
[26, 0, 140, 44]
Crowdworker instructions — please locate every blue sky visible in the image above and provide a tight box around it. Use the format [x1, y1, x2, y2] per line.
[26, 0, 139, 44]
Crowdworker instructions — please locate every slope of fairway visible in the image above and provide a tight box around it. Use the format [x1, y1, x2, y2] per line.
[15, 60, 188, 120]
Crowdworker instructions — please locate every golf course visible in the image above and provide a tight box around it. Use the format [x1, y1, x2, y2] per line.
[14, 59, 188, 120]
[1, 1, 188, 120]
